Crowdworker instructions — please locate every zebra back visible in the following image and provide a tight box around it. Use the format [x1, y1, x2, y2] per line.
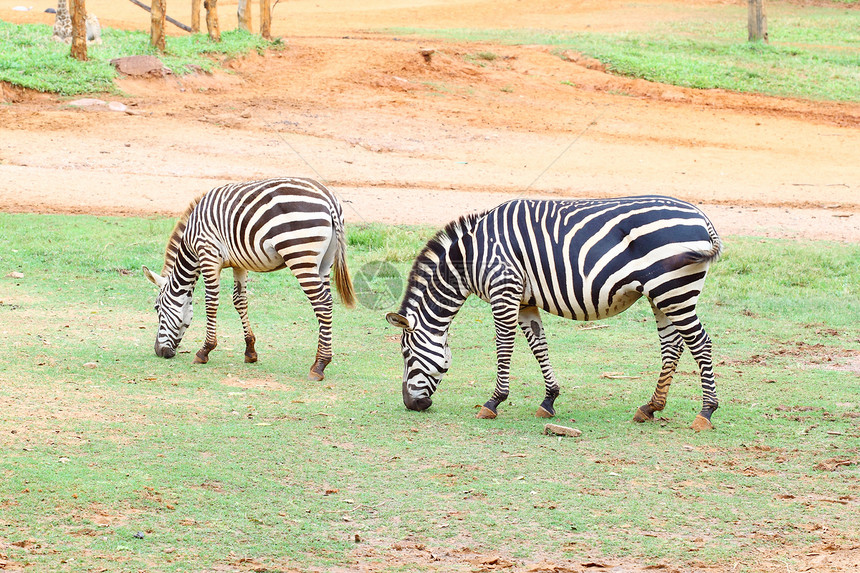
[163, 178, 355, 306]
[396, 196, 722, 323]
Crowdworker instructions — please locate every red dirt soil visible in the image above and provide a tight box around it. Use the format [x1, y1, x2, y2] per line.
[1, 0, 859, 243]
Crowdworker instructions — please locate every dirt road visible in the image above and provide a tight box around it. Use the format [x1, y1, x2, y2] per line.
[1, 0, 858, 244]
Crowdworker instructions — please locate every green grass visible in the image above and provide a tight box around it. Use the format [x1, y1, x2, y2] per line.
[384, 3, 860, 101]
[0, 213, 858, 571]
[4, 3, 858, 101]
[0, 20, 279, 95]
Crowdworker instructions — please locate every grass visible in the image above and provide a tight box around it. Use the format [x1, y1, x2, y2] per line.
[0, 20, 278, 95]
[0, 213, 858, 571]
[3, 3, 858, 100]
[384, 3, 860, 101]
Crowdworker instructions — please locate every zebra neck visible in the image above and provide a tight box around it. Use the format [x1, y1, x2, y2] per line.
[165, 243, 200, 292]
[399, 212, 484, 333]
[401, 260, 470, 336]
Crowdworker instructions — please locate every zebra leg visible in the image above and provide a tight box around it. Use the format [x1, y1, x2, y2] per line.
[232, 268, 257, 363]
[295, 272, 334, 381]
[686, 317, 718, 431]
[477, 296, 520, 419]
[653, 302, 718, 431]
[194, 262, 222, 364]
[634, 303, 684, 423]
[517, 306, 560, 418]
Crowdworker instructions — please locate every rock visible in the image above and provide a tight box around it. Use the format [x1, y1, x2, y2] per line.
[110, 56, 170, 78]
[543, 423, 582, 437]
[661, 89, 688, 102]
[67, 99, 130, 113]
[68, 98, 107, 108]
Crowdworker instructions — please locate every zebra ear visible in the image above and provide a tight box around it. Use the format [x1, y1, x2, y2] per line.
[143, 266, 167, 288]
[386, 312, 413, 331]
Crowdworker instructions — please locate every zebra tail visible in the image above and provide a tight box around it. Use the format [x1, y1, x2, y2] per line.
[689, 220, 724, 265]
[333, 216, 356, 309]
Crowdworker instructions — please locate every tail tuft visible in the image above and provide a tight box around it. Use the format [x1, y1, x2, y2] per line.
[689, 219, 723, 264]
[333, 223, 356, 308]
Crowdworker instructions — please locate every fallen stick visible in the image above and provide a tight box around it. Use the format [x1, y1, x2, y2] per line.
[600, 372, 641, 380]
[578, 324, 610, 331]
[127, 0, 193, 33]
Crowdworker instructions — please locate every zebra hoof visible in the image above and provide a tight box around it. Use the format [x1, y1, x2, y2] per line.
[633, 407, 654, 423]
[535, 406, 554, 418]
[690, 415, 713, 432]
[308, 358, 329, 381]
[244, 353, 258, 364]
[476, 406, 497, 419]
[193, 352, 209, 364]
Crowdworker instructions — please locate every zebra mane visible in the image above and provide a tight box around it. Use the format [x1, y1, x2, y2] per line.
[398, 211, 485, 313]
[161, 194, 204, 276]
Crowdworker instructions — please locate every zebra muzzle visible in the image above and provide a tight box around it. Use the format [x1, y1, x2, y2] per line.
[403, 395, 432, 412]
[155, 343, 175, 359]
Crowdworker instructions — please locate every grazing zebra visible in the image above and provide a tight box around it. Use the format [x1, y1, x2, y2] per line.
[386, 196, 722, 431]
[143, 178, 356, 380]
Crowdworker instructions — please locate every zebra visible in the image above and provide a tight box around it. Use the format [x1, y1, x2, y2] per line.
[386, 196, 723, 431]
[143, 177, 356, 380]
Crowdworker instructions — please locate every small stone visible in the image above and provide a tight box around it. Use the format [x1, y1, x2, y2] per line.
[543, 423, 582, 438]
[110, 56, 169, 77]
[68, 98, 107, 108]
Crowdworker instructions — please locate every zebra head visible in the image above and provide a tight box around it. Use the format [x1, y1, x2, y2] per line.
[143, 266, 193, 359]
[386, 312, 452, 412]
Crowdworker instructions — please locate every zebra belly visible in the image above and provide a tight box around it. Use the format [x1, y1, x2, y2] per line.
[595, 288, 642, 320]
[222, 240, 289, 273]
[525, 283, 642, 321]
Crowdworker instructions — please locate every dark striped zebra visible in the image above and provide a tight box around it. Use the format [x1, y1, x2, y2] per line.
[143, 177, 356, 380]
[386, 196, 723, 430]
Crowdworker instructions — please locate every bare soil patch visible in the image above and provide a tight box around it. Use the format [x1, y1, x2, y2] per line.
[1, 0, 859, 242]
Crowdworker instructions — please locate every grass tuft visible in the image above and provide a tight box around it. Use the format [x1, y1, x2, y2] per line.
[384, 3, 860, 101]
[0, 21, 280, 95]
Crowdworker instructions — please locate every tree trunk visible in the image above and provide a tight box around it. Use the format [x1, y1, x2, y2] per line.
[69, 0, 87, 61]
[237, 0, 252, 33]
[191, 0, 202, 32]
[748, 0, 768, 43]
[204, 0, 220, 41]
[151, 0, 167, 51]
[260, 0, 272, 40]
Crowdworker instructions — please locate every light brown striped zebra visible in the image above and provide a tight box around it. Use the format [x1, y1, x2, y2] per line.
[143, 178, 355, 380]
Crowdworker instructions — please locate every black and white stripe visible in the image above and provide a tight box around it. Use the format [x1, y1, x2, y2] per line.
[144, 177, 355, 380]
[387, 196, 722, 430]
